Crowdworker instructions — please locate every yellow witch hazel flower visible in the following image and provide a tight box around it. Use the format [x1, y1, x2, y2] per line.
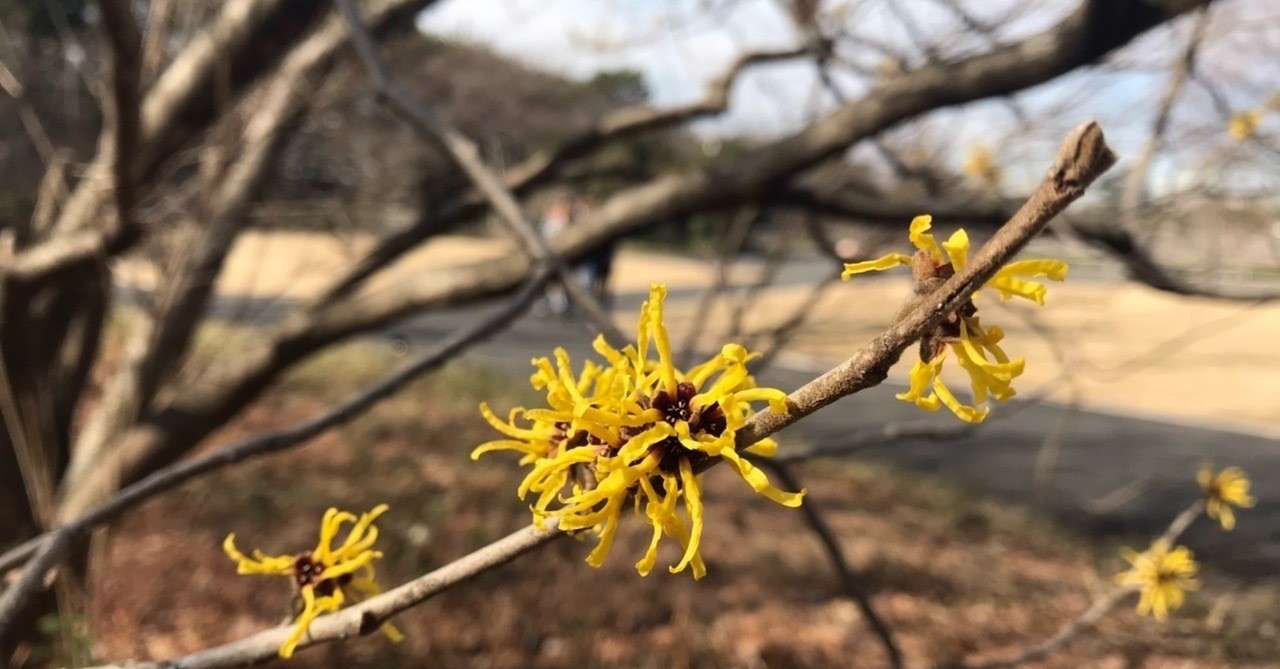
[223, 505, 403, 658]
[473, 284, 804, 579]
[962, 144, 1001, 188]
[1228, 109, 1263, 140]
[1198, 465, 1256, 530]
[841, 215, 1067, 423]
[1115, 540, 1199, 621]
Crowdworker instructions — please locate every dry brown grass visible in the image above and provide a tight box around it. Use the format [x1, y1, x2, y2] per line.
[71, 341, 1279, 668]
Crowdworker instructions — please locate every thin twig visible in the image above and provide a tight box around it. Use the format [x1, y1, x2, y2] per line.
[335, 0, 625, 344]
[759, 460, 904, 668]
[0, 269, 554, 633]
[677, 206, 758, 367]
[85, 521, 563, 669]
[82, 122, 1117, 669]
[775, 421, 975, 463]
[1122, 6, 1210, 237]
[956, 500, 1205, 669]
[319, 44, 813, 303]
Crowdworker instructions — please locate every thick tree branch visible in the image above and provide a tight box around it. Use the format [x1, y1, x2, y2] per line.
[61, 0, 409, 505]
[0, 270, 553, 632]
[318, 44, 815, 302]
[0, 0, 437, 283]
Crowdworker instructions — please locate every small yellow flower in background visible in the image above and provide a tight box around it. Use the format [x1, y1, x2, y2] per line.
[1116, 540, 1199, 621]
[223, 505, 403, 658]
[962, 144, 1001, 188]
[1228, 109, 1263, 140]
[1198, 465, 1256, 530]
[473, 284, 803, 579]
[842, 215, 1066, 423]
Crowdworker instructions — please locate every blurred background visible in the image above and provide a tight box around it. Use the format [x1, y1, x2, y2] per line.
[1, 0, 1279, 667]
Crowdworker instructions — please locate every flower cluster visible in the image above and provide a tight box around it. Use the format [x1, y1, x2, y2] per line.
[962, 144, 1001, 188]
[223, 505, 403, 658]
[473, 284, 803, 578]
[1117, 466, 1254, 620]
[1199, 465, 1256, 530]
[1228, 94, 1280, 140]
[841, 215, 1067, 423]
[1228, 110, 1263, 140]
[1115, 540, 1199, 621]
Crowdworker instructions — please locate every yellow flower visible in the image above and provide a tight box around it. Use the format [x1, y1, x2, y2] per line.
[842, 215, 1065, 423]
[223, 505, 403, 658]
[473, 284, 803, 579]
[1228, 109, 1262, 140]
[1198, 465, 1256, 530]
[962, 144, 1001, 188]
[1116, 540, 1199, 621]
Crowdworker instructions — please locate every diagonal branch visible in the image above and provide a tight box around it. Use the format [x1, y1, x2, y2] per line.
[760, 459, 904, 669]
[955, 501, 1205, 669]
[335, 0, 624, 343]
[1121, 6, 1211, 233]
[61, 0, 411, 507]
[0, 269, 554, 635]
[319, 44, 815, 302]
[97, 0, 144, 244]
[80, 121, 1117, 669]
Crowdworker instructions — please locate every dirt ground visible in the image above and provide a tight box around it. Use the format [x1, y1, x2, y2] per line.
[72, 345, 1279, 668]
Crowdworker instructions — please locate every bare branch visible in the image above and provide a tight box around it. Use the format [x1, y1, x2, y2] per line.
[97, 0, 144, 241]
[319, 44, 816, 302]
[759, 459, 904, 669]
[335, 0, 624, 343]
[84, 521, 563, 669]
[0, 270, 553, 631]
[677, 206, 759, 367]
[958, 501, 1205, 669]
[0, 0, 438, 283]
[63, 0, 408, 505]
[1122, 6, 1211, 233]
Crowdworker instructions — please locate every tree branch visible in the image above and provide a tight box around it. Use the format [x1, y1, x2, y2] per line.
[956, 501, 1205, 669]
[318, 44, 815, 302]
[335, 0, 624, 344]
[85, 521, 563, 669]
[80, 121, 1116, 669]
[760, 459, 904, 669]
[0, 270, 553, 636]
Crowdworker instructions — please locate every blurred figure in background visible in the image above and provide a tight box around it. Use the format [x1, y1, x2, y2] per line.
[575, 195, 616, 310]
[538, 196, 573, 316]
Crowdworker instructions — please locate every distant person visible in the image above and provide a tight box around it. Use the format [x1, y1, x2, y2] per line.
[574, 196, 616, 309]
[538, 197, 572, 317]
